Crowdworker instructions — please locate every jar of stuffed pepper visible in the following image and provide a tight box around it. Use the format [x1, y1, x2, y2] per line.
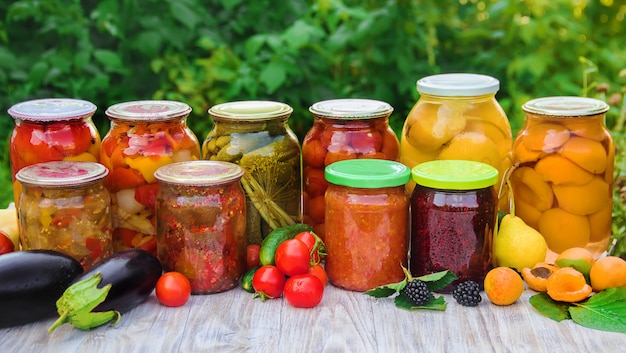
[16, 161, 113, 269]
[400, 74, 512, 205]
[155, 160, 247, 294]
[511, 96, 613, 261]
[324, 159, 410, 292]
[303, 98, 400, 239]
[101, 100, 201, 255]
[410, 160, 499, 292]
[202, 101, 301, 245]
[8, 98, 101, 207]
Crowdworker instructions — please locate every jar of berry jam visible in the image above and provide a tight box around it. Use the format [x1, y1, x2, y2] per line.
[16, 161, 113, 269]
[511, 96, 613, 261]
[154, 160, 246, 294]
[410, 160, 498, 291]
[324, 159, 410, 292]
[303, 99, 400, 239]
[8, 98, 101, 207]
[101, 100, 201, 255]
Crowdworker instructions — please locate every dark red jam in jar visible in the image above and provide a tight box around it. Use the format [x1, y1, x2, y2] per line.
[409, 160, 498, 291]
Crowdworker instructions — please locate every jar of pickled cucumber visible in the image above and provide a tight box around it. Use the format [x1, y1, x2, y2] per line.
[302, 99, 400, 239]
[203, 101, 301, 245]
[101, 100, 201, 255]
[155, 161, 247, 294]
[8, 98, 101, 207]
[16, 161, 112, 269]
[400, 74, 512, 203]
[511, 96, 613, 261]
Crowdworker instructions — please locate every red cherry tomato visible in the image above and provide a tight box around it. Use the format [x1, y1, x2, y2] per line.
[284, 274, 324, 308]
[155, 272, 192, 307]
[246, 244, 261, 270]
[294, 231, 325, 264]
[0, 231, 15, 255]
[252, 265, 286, 300]
[275, 239, 310, 276]
[294, 231, 316, 250]
[307, 264, 328, 287]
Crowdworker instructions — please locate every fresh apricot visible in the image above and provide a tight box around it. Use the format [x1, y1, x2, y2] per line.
[555, 247, 595, 279]
[521, 262, 559, 292]
[484, 267, 525, 306]
[546, 267, 592, 302]
[589, 256, 626, 292]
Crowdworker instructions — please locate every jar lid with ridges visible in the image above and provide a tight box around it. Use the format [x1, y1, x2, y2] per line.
[16, 161, 109, 187]
[154, 161, 245, 186]
[325, 159, 410, 188]
[8, 98, 97, 122]
[209, 101, 293, 121]
[309, 99, 393, 119]
[105, 100, 192, 121]
[411, 160, 498, 190]
[522, 96, 610, 116]
[416, 73, 500, 96]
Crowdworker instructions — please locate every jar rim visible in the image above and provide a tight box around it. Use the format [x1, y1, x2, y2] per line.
[154, 160, 245, 186]
[522, 96, 610, 116]
[8, 98, 97, 122]
[105, 100, 192, 121]
[416, 73, 500, 96]
[208, 100, 293, 121]
[411, 160, 499, 190]
[309, 98, 393, 119]
[325, 159, 410, 188]
[16, 161, 109, 187]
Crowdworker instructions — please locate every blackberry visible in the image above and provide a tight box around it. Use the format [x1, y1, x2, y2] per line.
[402, 280, 431, 306]
[452, 280, 482, 307]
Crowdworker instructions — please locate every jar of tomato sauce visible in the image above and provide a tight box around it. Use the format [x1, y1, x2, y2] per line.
[203, 101, 301, 245]
[324, 159, 410, 292]
[101, 100, 201, 255]
[8, 98, 101, 207]
[400, 74, 512, 202]
[410, 160, 498, 291]
[511, 96, 613, 261]
[303, 99, 400, 239]
[154, 160, 247, 294]
[16, 161, 112, 269]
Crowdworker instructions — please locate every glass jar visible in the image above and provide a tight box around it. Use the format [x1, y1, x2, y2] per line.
[511, 96, 613, 261]
[202, 101, 301, 245]
[400, 74, 512, 203]
[16, 161, 113, 269]
[154, 161, 247, 294]
[303, 99, 400, 239]
[410, 160, 498, 292]
[101, 100, 201, 255]
[8, 98, 101, 207]
[324, 159, 410, 292]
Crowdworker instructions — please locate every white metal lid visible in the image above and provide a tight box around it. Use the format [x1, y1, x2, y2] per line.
[8, 98, 97, 122]
[105, 100, 192, 121]
[522, 96, 610, 116]
[208, 101, 293, 121]
[416, 73, 500, 96]
[16, 161, 109, 187]
[154, 160, 245, 186]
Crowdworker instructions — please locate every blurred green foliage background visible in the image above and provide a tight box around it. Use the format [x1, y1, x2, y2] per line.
[1, 0, 626, 254]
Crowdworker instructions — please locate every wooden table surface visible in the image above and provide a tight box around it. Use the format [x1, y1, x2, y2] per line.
[1, 283, 624, 353]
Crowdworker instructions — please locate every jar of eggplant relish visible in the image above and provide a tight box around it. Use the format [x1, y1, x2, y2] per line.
[101, 100, 201, 255]
[324, 159, 410, 292]
[16, 161, 112, 269]
[410, 160, 498, 292]
[154, 161, 247, 294]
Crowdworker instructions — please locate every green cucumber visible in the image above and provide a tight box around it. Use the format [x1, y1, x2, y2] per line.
[259, 223, 314, 266]
[241, 266, 259, 293]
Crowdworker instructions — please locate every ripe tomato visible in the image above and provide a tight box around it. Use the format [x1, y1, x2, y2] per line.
[252, 265, 286, 300]
[275, 239, 310, 276]
[155, 272, 192, 307]
[246, 244, 261, 270]
[0, 231, 15, 255]
[307, 264, 328, 287]
[284, 274, 324, 308]
[294, 231, 325, 264]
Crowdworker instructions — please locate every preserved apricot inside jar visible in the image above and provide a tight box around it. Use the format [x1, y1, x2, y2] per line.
[510, 97, 613, 261]
[324, 159, 410, 292]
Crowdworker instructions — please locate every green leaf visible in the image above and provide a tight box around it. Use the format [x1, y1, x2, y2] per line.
[529, 293, 571, 322]
[168, 2, 201, 30]
[416, 270, 458, 292]
[394, 292, 447, 311]
[363, 279, 407, 298]
[259, 61, 286, 93]
[569, 287, 626, 334]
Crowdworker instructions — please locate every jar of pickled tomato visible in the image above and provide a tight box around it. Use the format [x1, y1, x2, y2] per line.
[8, 98, 101, 207]
[101, 100, 201, 255]
[16, 161, 113, 269]
[203, 101, 301, 245]
[410, 160, 498, 292]
[324, 159, 410, 292]
[155, 161, 247, 294]
[511, 96, 613, 261]
[303, 99, 400, 239]
[400, 74, 512, 204]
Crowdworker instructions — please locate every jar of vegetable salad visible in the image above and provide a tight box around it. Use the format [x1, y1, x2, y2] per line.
[101, 100, 201, 255]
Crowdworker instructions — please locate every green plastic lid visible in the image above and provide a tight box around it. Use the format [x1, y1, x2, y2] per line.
[411, 160, 498, 190]
[325, 159, 410, 188]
